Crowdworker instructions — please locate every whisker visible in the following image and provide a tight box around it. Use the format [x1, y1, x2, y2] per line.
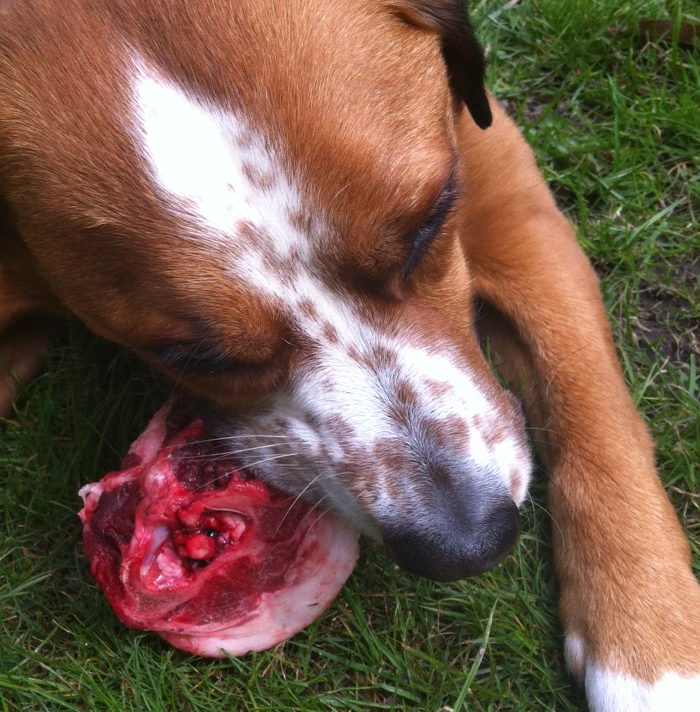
[524, 425, 561, 437]
[187, 434, 292, 444]
[524, 491, 563, 539]
[193, 452, 298, 491]
[174, 443, 293, 461]
[161, 434, 291, 452]
[240, 452, 298, 470]
[517, 346, 589, 405]
[272, 472, 330, 539]
[527, 436, 630, 508]
[304, 500, 333, 530]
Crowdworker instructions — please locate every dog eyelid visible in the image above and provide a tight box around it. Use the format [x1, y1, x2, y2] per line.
[151, 342, 240, 377]
[405, 177, 457, 278]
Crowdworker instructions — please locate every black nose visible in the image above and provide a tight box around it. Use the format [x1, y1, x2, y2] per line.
[383, 498, 520, 582]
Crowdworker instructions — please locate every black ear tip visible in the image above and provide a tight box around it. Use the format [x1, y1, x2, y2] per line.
[439, 8, 493, 129]
[393, 0, 493, 129]
[469, 96, 492, 129]
[452, 71, 492, 128]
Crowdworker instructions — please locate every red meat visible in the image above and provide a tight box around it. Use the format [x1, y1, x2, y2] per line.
[79, 401, 359, 657]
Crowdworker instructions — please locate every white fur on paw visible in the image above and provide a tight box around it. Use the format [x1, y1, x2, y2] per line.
[585, 667, 700, 712]
[566, 634, 700, 712]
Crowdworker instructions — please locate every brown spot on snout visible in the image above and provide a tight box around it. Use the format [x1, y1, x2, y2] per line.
[241, 162, 275, 191]
[324, 414, 355, 445]
[287, 208, 313, 236]
[321, 321, 340, 345]
[509, 467, 522, 501]
[298, 298, 319, 321]
[370, 439, 411, 499]
[427, 378, 452, 400]
[431, 415, 470, 449]
[393, 379, 418, 409]
[473, 412, 509, 449]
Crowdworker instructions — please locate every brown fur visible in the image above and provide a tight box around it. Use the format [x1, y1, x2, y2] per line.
[457, 99, 700, 679]
[1, 0, 698, 691]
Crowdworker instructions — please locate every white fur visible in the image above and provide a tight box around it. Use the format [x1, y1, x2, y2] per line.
[586, 667, 700, 712]
[133, 59, 306, 281]
[566, 634, 700, 712]
[130, 56, 531, 529]
[565, 633, 586, 680]
[135, 67, 274, 235]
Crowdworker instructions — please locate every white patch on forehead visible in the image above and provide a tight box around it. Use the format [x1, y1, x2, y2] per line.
[131, 58, 304, 264]
[135, 71, 239, 232]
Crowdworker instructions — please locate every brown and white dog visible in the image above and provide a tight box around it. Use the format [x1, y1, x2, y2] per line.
[1, 1, 698, 708]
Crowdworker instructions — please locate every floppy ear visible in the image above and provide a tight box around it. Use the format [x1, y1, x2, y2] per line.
[390, 0, 492, 129]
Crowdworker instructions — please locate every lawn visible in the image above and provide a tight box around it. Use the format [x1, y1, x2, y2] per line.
[1, 1, 699, 710]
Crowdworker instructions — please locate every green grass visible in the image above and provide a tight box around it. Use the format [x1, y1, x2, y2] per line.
[2, 1, 699, 710]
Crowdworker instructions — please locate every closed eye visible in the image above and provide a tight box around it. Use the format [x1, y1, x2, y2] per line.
[152, 341, 240, 377]
[148, 339, 291, 399]
[405, 176, 458, 278]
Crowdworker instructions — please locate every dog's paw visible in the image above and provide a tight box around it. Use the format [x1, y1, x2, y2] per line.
[566, 634, 700, 712]
[562, 567, 700, 712]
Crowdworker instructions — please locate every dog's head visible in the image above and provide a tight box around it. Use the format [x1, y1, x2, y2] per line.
[2, 0, 531, 580]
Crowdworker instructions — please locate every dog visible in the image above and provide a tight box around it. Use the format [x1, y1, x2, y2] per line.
[1, 1, 699, 709]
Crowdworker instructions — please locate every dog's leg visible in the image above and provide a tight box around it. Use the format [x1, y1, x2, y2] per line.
[0, 198, 60, 418]
[459, 98, 700, 710]
[0, 313, 62, 418]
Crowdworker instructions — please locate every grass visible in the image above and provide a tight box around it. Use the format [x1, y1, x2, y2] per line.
[1, 1, 699, 710]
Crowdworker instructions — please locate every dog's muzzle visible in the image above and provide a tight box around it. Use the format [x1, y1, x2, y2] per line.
[382, 485, 521, 582]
